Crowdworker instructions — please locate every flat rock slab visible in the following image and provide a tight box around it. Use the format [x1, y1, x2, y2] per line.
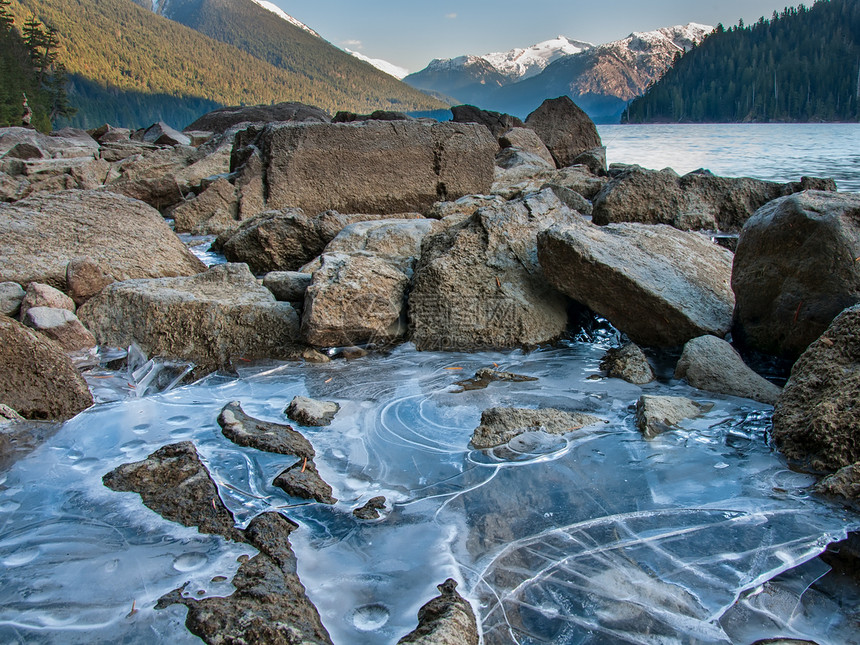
[285, 396, 340, 427]
[472, 407, 602, 449]
[218, 401, 315, 459]
[397, 579, 479, 645]
[635, 395, 709, 439]
[538, 218, 735, 347]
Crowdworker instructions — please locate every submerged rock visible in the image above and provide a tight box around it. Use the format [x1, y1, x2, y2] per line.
[285, 396, 340, 427]
[397, 578, 479, 645]
[675, 336, 782, 405]
[538, 218, 734, 347]
[454, 367, 538, 392]
[472, 407, 602, 449]
[218, 401, 315, 459]
[353, 496, 387, 520]
[732, 190, 860, 360]
[600, 343, 655, 385]
[772, 304, 860, 473]
[524, 96, 602, 169]
[0, 315, 92, 420]
[635, 395, 708, 439]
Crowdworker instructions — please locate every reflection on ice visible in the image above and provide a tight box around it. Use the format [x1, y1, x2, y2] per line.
[0, 342, 857, 644]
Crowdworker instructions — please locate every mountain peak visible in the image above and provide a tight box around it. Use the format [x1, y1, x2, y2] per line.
[248, 0, 321, 38]
[345, 49, 409, 79]
[484, 35, 594, 80]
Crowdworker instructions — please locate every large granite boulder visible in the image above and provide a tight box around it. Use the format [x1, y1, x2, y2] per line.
[184, 101, 331, 133]
[315, 218, 440, 272]
[524, 97, 602, 168]
[675, 335, 781, 405]
[410, 190, 571, 351]
[592, 166, 836, 232]
[732, 191, 860, 360]
[451, 104, 524, 138]
[231, 120, 496, 218]
[78, 264, 301, 373]
[538, 218, 735, 347]
[0, 315, 93, 420]
[772, 304, 860, 473]
[0, 190, 205, 291]
[0, 126, 99, 160]
[498, 127, 556, 168]
[171, 177, 238, 234]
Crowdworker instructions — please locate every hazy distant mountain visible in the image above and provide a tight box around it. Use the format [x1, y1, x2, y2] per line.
[403, 56, 510, 107]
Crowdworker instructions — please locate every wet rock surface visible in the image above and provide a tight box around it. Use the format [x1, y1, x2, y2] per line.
[285, 396, 340, 427]
[472, 407, 602, 449]
[454, 367, 538, 392]
[397, 579, 479, 645]
[600, 342, 655, 385]
[218, 401, 315, 459]
[353, 496, 386, 520]
[273, 458, 336, 505]
[635, 395, 708, 439]
[772, 304, 860, 472]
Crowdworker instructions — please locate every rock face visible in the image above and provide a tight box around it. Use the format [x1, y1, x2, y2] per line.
[635, 395, 704, 439]
[103, 442, 333, 645]
[184, 101, 331, 133]
[600, 343, 655, 385]
[471, 407, 602, 449]
[591, 166, 835, 232]
[231, 120, 496, 217]
[79, 264, 300, 373]
[397, 579, 479, 645]
[523, 96, 602, 168]
[772, 304, 860, 472]
[0, 190, 205, 291]
[732, 191, 860, 360]
[451, 104, 524, 138]
[0, 315, 93, 420]
[538, 218, 735, 347]
[410, 190, 571, 351]
[22, 307, 97, 352]
[285, 396, 340, 427]
[675, 335, 781, 405]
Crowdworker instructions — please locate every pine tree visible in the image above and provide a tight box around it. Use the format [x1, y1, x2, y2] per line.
[0, 0, 13, 32]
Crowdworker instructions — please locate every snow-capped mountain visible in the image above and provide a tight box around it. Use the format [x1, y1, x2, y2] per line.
[345, 49, 409, 80]
[249, 0, 321, 38]
[484, 36, 594, 80]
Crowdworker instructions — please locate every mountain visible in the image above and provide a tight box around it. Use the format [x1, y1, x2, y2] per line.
[625, 1, 860, 123]
[405, 24, 710, 122]
[5, 0, 445, 129]
[345, 49, 409, 80]
[247, 0, 320, 37]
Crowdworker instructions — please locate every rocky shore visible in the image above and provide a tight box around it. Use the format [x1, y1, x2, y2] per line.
[1, 97, 858, 643]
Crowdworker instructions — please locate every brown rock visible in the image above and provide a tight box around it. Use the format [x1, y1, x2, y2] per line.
[353, 496, 386, 520]
[451, 104, 524, 138]
[397, 579, 479, 645]
[18, 282, 75, 319]
[65, 256, 114, 306]
[172, 177, 238, 234]
[218, 401, 315, 459]
[285, 396, 340, 427]
[816, 463, 860, 501]
[601, 343, 655, 385]
[273, 458, 336, 505]
[635, 395, 706, 439]
[22, 307, 97, 352]
[524, 96, 602, 168]
[471, 407, 602, 449]
[184, 101, 331, 133]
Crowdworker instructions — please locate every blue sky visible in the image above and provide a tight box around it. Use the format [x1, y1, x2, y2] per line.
[279, 0, 795, 72]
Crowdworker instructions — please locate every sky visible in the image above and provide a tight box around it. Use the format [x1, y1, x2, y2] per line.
[278, 0, 795, 73]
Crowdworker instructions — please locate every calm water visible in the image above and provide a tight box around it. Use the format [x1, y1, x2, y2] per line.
[598, 124, 860, 192]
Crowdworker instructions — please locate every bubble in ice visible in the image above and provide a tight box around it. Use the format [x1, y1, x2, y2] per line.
[350, 603, 390, 632]
[173, 552, 208, 572]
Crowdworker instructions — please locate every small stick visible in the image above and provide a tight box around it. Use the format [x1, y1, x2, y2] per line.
[301, 457, 307, 473]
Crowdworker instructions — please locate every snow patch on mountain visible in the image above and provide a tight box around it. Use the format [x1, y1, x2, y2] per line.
[627, 23, 712, 53]
[345, 49, 409, 79]
[484, 35, 594, 80]
[249, 0, 321, 38]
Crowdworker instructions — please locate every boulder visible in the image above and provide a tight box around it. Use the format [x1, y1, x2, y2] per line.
[0, 190, 205, 290]
[0, 126, 99, 160]
[471, 407, 602, 449]
[263, 271, 313, 301]
[600, 343, 654, 385]
[542, 183, 593, 215]
[218, 401, 315, 459]
[635, 395, 705, 439]
[332, 110, 411, 122]
[674, 335, 781, 405]
[105, 144, 200, 209]
[22, 307, 97, 352]
[771, 304, 860, 472]
[524, 97, 602, 168]
[0, 170, 28, 201]
[231, 120, 496, 217]
[572, 146, 608, 175]
[397, 579, 479, 645]
[0, 282, 25, 317]
[273, 459, 336, 504]
[141, 121, 191, 147]
[492, 164, 607, 201]
[538, 218, 735, 347]
[410, 190, 571, 351]
[732, 191, 860, 360]
[495, 147, 555, 171]
[353, 496, 386, 520]
[172, 177, 239, 234]
[451, 104, 524, 138]
[427, 194, 506, 222]
[285, 396, 340, 427]
[498, 127, 555, 167]
[65, 256, 114, 306]
[317, 218, 440, 273]
[78, 264, 300, 374]
[184, 101, 331, 134]
[18, 282, 75, 319]
[592, 166, 837, 232]
[0, 315, 93, 420]
[302, 252, 410, 347]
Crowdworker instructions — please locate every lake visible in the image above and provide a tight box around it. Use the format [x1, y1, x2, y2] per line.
[597, 123, 860, 192]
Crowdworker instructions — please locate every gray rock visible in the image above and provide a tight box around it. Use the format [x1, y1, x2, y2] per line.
[675, 335, 781, 404]
[495, 147, 555, 171]
[18, 282, 75, 319]
[285, 396, 340, 427]
[451, 104, 524, 138]
[601, 343, 655, 385]
[231, 120, 496, 217]
[732, 191, 860, 360]
[319, 218, 440, 273]
[22, 307, 97, 352]
[65, 256, 114, 306]
[538, 218, 735, 347]
[332, 110, 411, 122]
[635, 395, 705, 439]
[772, 304, 860, 472]
[353, 496, 386, 520]
[492, 164, 607, 201]
[217, 401, 315, 459]
[397, 579, 479, 645]
[0, 126, 99, 160]
[273, 458, 336, 504]
[499, 127, 555, 164]
[427, 194, 506, 222]
[0, 315, 92, 420]
[472, 407, 602, 449]
[263, 271, 313, 301]
[410, 189, 571, 351]
[141, 122, 191, 147]
[79, 264, 300, 374]
[0, 282, 24, 317]
[524, 97, 602, 168]
[184, 101, 331, 133]
[0, 403, 23, 425]
[172, 177, 238, 234]
[816, 463, 860, 501]
[572, 146, 607, 175]
[454, 367, 538, 392]
[0, 190, 205, 291]
[541, 183, 593, 215]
